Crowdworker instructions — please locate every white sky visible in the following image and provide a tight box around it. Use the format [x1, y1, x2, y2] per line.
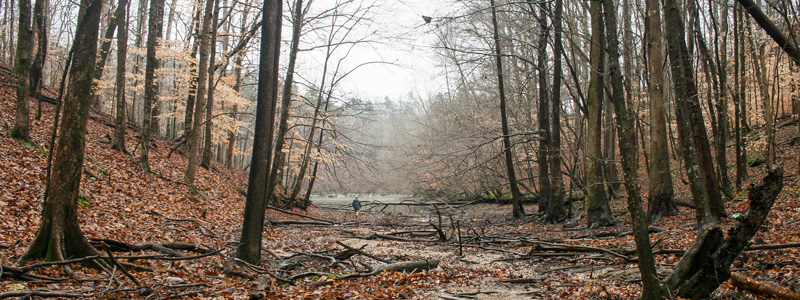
[295, 0, 451, 102]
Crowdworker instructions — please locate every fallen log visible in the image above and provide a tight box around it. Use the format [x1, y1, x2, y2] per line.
[371, 259, 439, 273]
[266, 206, 334, 224]
[268, 220, 334, 226]
[730, 272, 800, 300]
[303, 259, 440, 285]
[0, 290, 93, 298]
[665, 166, 785, 299]
[89, 238, 212, 257]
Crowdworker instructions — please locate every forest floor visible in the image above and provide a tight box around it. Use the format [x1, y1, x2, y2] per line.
[1, 64, 800, 299]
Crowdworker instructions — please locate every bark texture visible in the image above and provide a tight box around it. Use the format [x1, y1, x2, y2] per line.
[234, 0, 282, 264]
[11, 0, 33, 141]
[645, 0, 677, 223]
[140, 0, 165, 172]
[22, 0, 104, 263]
[602, 0, 662, 297]
[586, 0, 614, 228]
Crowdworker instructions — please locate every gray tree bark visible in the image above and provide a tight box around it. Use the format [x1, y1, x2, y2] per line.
[234, 0, 282, 264]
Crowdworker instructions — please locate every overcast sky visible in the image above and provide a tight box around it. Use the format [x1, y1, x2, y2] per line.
[293, 0, 452, 103]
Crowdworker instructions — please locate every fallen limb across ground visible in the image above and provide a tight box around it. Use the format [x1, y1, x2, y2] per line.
[0, 290, 94, 299]
[730, 272, 800, 299]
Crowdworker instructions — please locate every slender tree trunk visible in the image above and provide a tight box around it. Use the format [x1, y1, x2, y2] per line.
[586, 0, 614, 228]
[11, 0, 33, 141]
[754, 44, 775, 167]
[30, 0, 48, 121]
[602, 0, 661, 297]
[663, 0, 718, 227]
[91, 6, 118, 110]
[490, 0, 524, 218]
[545, 0, 565, 223]
[201, 0, 221, 169]
[235, 0, 282, 264]
[183, 6, 202, 137]
[644, 0, 677, 223]
[21, 0, 105, 263]
[734, 4, 748, 191]
[269, 0, 304, 198]
[712, 0, 733, 198]
[111, 0, 128, 153]
[665, 0, 726, 220]
[140, 0, 165, 173]
[184, 0, 217, 186]
[130, 0, 148, 125]
[536, 2, 550, 215]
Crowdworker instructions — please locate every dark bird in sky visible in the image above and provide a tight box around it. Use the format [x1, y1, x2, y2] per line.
[422, 15, 432, 24]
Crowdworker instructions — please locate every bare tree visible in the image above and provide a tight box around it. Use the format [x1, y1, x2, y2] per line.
[111, 0, 129, 153]
[140, 0, 166, 173]
[185, 0, 219, 186]
[11, 0, 33, 141]
[644, 0, 677, 222]
[602, 0, 661, 297]
[490, 0, 525, 218]
[21, 0, 105, 264]
[586, 0, 614, 228]
[545, 0, 565, 223]
[235, 0, 282, 264]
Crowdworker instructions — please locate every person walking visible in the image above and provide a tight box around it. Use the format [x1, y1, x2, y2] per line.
[352, 196, 362, 215]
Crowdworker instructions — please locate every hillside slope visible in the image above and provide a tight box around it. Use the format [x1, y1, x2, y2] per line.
[1, 63, 800, 299]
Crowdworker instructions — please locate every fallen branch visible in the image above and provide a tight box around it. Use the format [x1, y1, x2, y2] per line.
[526, 240, 635, 262]
[335, 241, 392, 263]
[0, 290, 93, 299]
[267, 205, 334, 224]
[342, 231, 437, 243]
[730, 272, 800, 299]
[99, 242, 145, 289]
[0, 264, 66, 282]
[268, 220, 334, 226]
[306, 259, 440, 285]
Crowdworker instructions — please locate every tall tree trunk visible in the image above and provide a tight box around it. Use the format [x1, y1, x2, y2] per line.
[183, 6, 202, 138]
[712, 0, 733, 199]
[586, 0, 614, 228]
[30, 0, 48, 121]
[753, 44, 775, 167]
[734, 3, 748, 191]
[644, 0, 677, 223]
[602, 0, 662, 297]
[663, 0, 726, 220]
[663, 0, 719, 227]
[140, 0, 165, 173]
[130, 0, 148, 125]
[535, 2, 550, 215]
[201, 0, 221, 169]
[269, 0, 304, 198]
[111, 0, 129, 153]
[21, 0, 105, 263]
[92, 6, 118, 110]
[490, 0, 524, 219]
[545, 0, 565, 223]
[225, 7, 248, 169]
[11, 0, 33, 141]
[184, 0, 217, 186]
[235, 0, 282, 264]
